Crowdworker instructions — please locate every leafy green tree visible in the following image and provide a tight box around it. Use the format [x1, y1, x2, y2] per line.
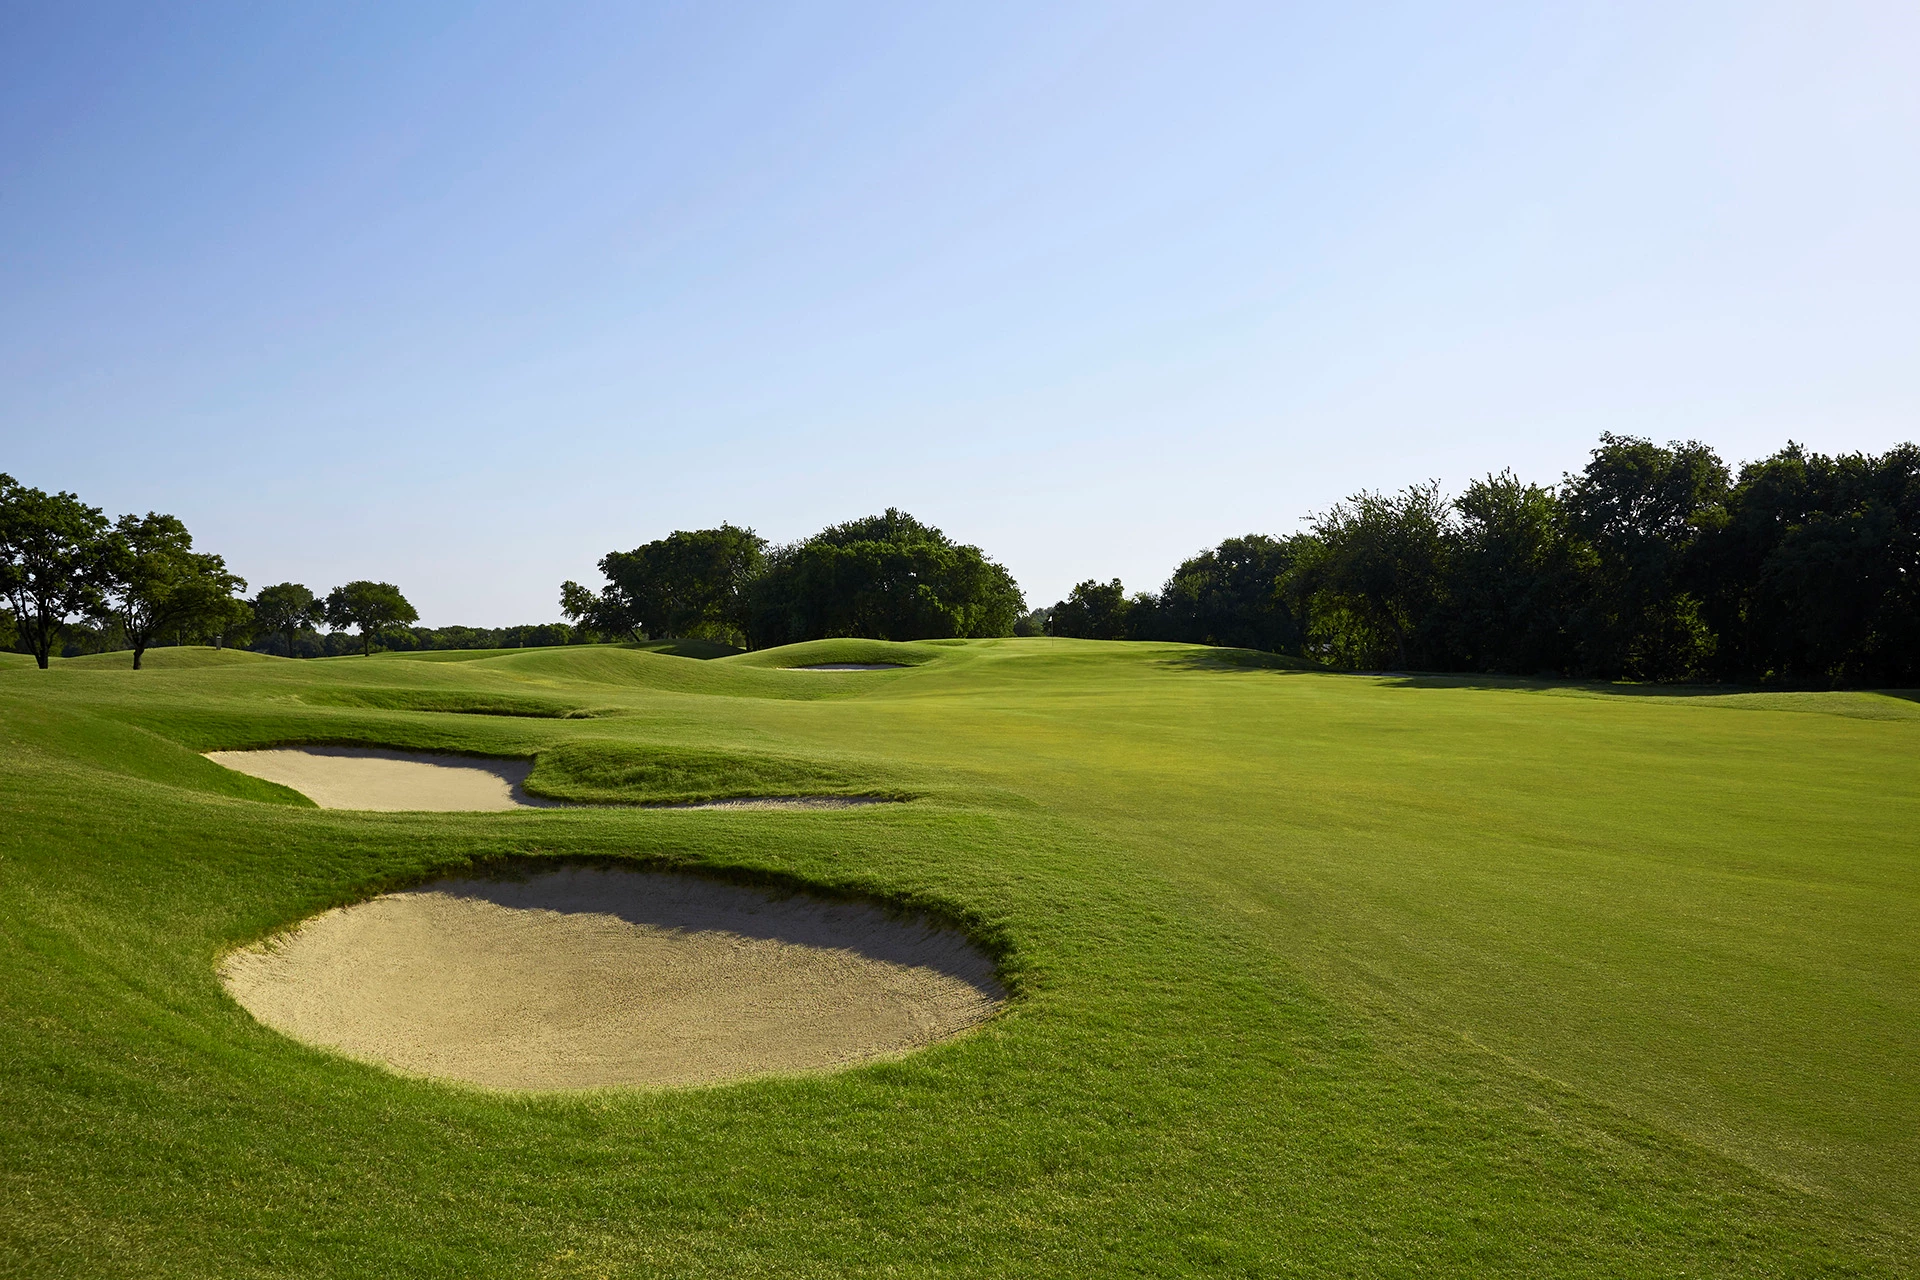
[0, 474, 109, 668]
[1156, 534, 1309, 653]
[252, 583, 324, 659]
[745, 510, 1023, 646]
[1311, 482, 1454, 669]
[1049, 579, 1131, 640]
[94, 513, 247, 669]
[564, 525, 765, 644]
[1562, 435, 1728, 680]
[324, 581, 418, 656]
[1447, 472, 1582, 675]
[1696, 443, 1920, 685]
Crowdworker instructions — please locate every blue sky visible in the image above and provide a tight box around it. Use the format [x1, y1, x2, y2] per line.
[3, 2, 1916, 625]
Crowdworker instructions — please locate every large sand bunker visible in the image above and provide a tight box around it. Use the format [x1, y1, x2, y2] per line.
[204, 747, 890, 812]
[221, 867, 1003, 1090]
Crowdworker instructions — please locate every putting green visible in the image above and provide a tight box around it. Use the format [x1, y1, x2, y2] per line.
[1, 638, 1915, 1276]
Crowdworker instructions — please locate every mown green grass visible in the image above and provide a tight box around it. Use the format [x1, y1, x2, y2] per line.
[1, 639, 1916, 1277]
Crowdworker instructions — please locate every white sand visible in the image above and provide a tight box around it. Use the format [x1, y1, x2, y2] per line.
[220, 867, 1003, 1090]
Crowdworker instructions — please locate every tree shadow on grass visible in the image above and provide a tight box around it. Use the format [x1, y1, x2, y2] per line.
[1158, 652, 1920, 707]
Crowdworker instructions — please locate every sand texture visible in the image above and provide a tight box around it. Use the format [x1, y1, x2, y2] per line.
[205, 747, 893, 812]
[219, 867, 1004, 1089]
[205, 747, 555, 811]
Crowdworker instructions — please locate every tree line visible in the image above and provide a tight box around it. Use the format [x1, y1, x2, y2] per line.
[561, 509, 1025, 647]
[14, 432, 1917, 684]
[0, 474, 581, 665]
[1049, 435, 1920, 686]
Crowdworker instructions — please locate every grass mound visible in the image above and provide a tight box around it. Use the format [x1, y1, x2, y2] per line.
[631, 638, 744, 660]
[301, 687, 595, 719]
[723, 638, 947, 670]
[526, 741, 898, 806]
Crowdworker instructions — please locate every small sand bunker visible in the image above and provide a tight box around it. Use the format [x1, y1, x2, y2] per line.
[205, 747, 556, 811]
[205, 747, 893, 812]
[785, 663, 909, 671]
[220, 867, 1003, 1089]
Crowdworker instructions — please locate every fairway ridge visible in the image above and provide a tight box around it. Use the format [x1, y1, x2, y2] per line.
[219, 866, 1004, 1090]
[785, 662, 909, 671]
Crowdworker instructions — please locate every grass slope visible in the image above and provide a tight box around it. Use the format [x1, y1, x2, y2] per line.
[1, 638, 1916, 1277]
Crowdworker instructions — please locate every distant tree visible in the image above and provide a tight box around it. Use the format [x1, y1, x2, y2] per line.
[745, 510, 1023, 646]
[0, 474, 109, 668]
[615, 524, 764, 641]
[564, 524, 765, 644]
[1311, 482, 1455, 669]
[1156, 534, 1310, 653]
[1696, 442, 1920, 685]
[252, 583, 324, 659]
[1562, 435, 1728, 680]
[1050, 579, 1132, 640]
[93, 513, 247, 670]
[324, 581, 418, 656]
[559, 579, 628, 641]
[1012, 606, 1052, 637]
[1447, 472, 1581, 675]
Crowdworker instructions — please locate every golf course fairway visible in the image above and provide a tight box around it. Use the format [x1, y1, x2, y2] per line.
[2, 637, 1916, 1276]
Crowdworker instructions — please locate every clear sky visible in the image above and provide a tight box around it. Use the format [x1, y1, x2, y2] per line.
[4, 3, 1917, 625]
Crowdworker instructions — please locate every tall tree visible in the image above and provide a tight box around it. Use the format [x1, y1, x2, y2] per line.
[1447, 472, 1582, 675]
[0, 474, 109, 668]
[252, 582, 324, 659]
[1156, 534, 1309, 652]
[95, 513, 248, 669]
[598, 524, 766, 642]
[324, 581, 418, 656]
[745, 510, 1023, 646]
[1562, 435, 1728, 680]
[1697, 443, 1920, 685]
[1311, 482, 1454, 669]
[1049, 579, 1133, 640]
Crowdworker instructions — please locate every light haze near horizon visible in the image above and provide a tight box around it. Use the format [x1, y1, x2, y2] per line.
[3, 3, 1917, 627]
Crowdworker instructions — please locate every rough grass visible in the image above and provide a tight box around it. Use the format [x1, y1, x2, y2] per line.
[1, 638, 1916, 1277]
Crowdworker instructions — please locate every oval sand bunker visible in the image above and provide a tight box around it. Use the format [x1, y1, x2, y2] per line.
[206, 747, 554, 811]
[220, 867, 1004, 1090]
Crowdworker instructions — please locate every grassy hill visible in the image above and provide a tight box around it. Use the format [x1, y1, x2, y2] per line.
[1, 638, 1915, 1276]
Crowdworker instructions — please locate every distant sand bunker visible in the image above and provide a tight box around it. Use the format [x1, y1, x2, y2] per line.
[220, 867, 1003, 1090]
[206, 747, 554, 811]
[205, 747, 889, 812]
